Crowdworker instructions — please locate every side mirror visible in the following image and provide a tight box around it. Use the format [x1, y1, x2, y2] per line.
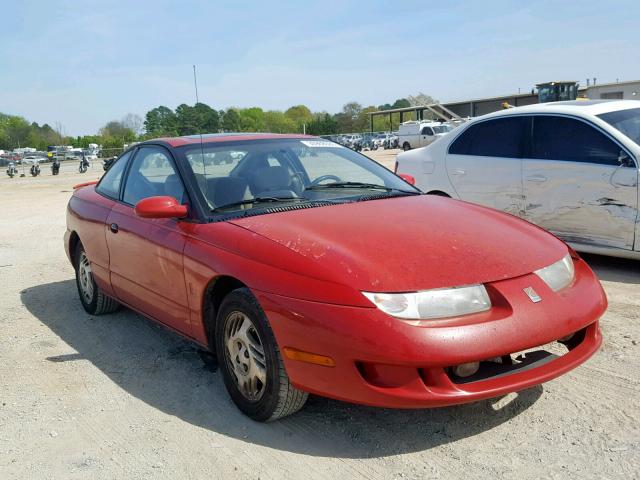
[134, 196, 188, 219]
[398, 173, 416, 185]
[618, 151, 635, 168]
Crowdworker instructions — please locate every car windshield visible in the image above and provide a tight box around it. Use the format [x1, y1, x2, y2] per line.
[432, 124, 452, 134]
[179, 138, 418, 215]
[597, 107, 640, 146]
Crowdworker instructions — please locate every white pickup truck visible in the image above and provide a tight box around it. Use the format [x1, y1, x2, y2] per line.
[397, 121, 453, 151]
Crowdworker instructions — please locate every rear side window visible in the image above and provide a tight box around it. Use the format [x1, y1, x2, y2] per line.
[421, 126, 434, 135]
[449, 117, 525, 158]
[532, 116, 621, 165]
[96, 150, 132, 199]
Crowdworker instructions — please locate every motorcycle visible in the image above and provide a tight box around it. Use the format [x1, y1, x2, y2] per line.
[102, 156, 116, 171]
[30, 162, 41, 177]
[350, 139, 363, 152]
[51, 159, 60, 175]
[384, 136, 399, 149]
[6, 162, 18, 178]
[79, 157, 90, 173]
[362, 138, 374, 151]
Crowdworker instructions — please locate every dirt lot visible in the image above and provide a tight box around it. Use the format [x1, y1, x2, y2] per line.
[0, 157, 639, 480]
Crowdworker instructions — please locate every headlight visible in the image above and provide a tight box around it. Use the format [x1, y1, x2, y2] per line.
[534, 253, 575, 292]
[362, 285, 491, 320]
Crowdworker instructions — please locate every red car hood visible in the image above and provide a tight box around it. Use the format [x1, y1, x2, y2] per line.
[229, 195, 568, 292]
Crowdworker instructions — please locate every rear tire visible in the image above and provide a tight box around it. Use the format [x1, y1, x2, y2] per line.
[74, 243, 119, 315]
[215, 288, 308, 421]
[402, 142, 411, 151]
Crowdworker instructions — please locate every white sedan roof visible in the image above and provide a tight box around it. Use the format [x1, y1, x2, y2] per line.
[483, 100, 640, 120]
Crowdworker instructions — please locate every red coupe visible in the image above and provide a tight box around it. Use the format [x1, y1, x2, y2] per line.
[65, 134, 606, 421]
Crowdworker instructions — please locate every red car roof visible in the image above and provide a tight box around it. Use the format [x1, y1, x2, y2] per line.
[154, 133, 315, 147]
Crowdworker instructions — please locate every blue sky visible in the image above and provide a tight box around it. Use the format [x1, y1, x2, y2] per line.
[1, 0, 639, 135]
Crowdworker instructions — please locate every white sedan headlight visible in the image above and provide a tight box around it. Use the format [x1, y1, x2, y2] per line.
[362, 285, 491, 320]
[534, 253, 575, 292]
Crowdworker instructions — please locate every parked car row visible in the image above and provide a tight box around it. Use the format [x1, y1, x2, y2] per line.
[320, 132, 401, 152]
[65, 130, 607, 422]
[396, 100, 640, 259]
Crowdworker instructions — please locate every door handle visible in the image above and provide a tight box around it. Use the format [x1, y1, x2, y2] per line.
[526, 175, 547, 182]
[450, 168, 466, 176]
[109, 223, 119, 233]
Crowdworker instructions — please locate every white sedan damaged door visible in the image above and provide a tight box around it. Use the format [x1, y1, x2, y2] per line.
[523, 115, 638, 250]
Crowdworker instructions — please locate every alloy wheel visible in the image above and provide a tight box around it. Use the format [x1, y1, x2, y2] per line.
[77, 252, 94, 303]
[223, 311, 267, 401]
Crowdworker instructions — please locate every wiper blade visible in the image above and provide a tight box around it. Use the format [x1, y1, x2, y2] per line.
[304, 182, 420, 195]
[212, 196, 305, 212]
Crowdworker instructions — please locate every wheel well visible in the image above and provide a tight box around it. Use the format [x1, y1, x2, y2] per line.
[426, 190, 451, 197]
[69, 231, 81, 265]
[202, 276, 247, 350]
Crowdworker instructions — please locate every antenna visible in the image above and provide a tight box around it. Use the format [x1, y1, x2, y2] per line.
[192, 65, 207, 196]
[193, 65, 201, 104]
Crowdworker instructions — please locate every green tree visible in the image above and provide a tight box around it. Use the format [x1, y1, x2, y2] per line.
[144, 106, 177, 137]
[264, 111, 296, 133]
[221, 108, 241, 132]
[238, 107, 266, 132]
[391, 98, 411, 109]
[193, 102, 220, 133]
[334, 102, 363, 133]
[284, 105, 313, 131]
[4, 116, 31, 148]
[306, 113, 338, 135]
[174, 104, 200, 136]
[100, 120, 135, 139]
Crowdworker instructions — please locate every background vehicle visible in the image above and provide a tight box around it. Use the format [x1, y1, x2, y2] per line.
[383, 133, 399, 149]
[102, 156, 117, 171]
[396, 100, 640, 259]
[51, 159, 60, 175]
[79, 156, 89, 173]
[6, 161, 18, 177]
[338, 134, 363, 150]
[397, 121, 453, 151]
[24, 157, 41, 176]
[65, 133, 605, 422]
[536, 81, 579, 103]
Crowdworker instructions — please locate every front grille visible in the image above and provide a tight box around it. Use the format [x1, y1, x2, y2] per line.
[447, 328, 586, 384]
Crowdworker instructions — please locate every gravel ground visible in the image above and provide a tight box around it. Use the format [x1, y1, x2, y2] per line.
[0, 157, 638, 480]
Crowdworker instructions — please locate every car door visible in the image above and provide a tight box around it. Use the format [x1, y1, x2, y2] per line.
[445, 116, 526, 216]
[523, 115, 638, 250]
[88, 150, 134, 296]
[419, 126, 435, 147]
[106, 145, 192, 335]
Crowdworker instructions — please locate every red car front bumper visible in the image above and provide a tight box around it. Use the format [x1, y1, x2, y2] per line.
[255, 256, 606, 408]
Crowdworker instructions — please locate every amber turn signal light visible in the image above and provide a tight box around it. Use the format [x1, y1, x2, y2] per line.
[283, 347, 336, 367]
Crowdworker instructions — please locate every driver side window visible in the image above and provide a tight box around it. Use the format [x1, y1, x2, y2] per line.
[122, 147, 185, 206]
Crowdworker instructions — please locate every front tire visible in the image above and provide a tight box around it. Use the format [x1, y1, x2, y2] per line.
[74, 243, 119, 315]
[215, 288, 308, 421]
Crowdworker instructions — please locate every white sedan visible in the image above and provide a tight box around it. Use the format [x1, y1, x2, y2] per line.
[396, 100, 640, 259]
